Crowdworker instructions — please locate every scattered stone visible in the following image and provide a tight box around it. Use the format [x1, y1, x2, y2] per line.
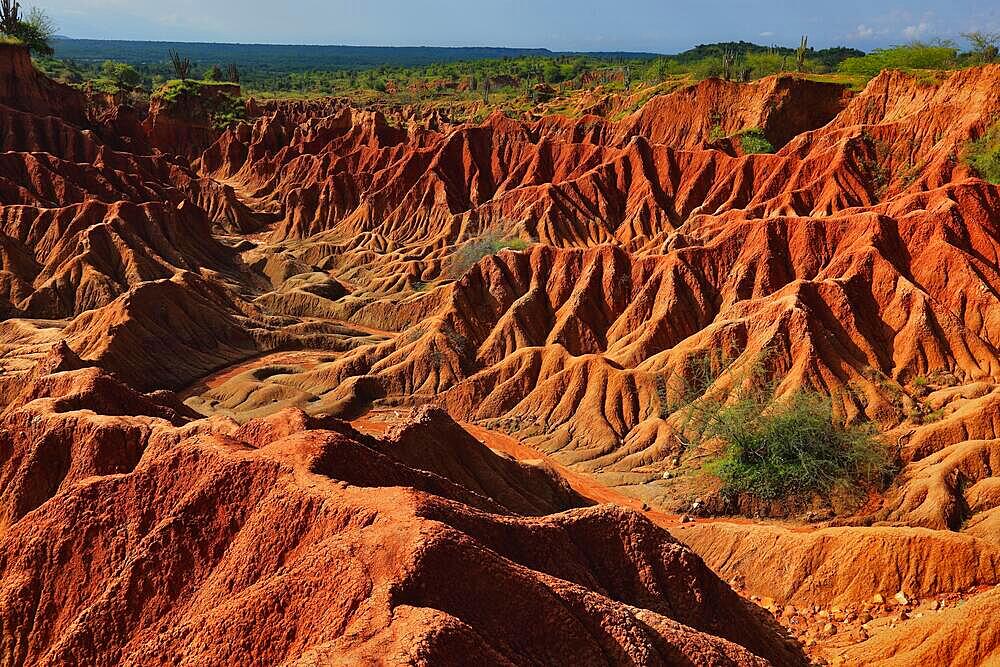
[894, 591, 910, 606]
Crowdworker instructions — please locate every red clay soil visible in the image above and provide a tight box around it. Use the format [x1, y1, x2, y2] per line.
[4, 45, 1000, 665]
[0, 346, 804, 666]
[189, 66, 1000, 495]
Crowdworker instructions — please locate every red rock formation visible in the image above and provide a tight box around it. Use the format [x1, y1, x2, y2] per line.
[0, 44, 88, 124]
[0, 200, 237, 317]
[3, 54, 1000, 664]
[143, 81, 243, 158]
[0, 349, 803, 666]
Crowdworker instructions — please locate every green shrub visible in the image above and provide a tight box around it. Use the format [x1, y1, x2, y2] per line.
[151, 79, 245, 129]
[838, 43, 958, 78]
[705, 391, 889, 502]
[210, 95, 247, 129]
[447, 234, 531, 279]
[100, 60, 141, 90]
[965, 121, 1000, 184]
[2, 6, 55, 56]
[153, 78, 235, 103]
[203, 64, 223, 81]
[739, 128, 775, 154]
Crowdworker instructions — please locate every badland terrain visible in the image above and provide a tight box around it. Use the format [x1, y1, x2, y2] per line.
[1, 24, 1000, 666]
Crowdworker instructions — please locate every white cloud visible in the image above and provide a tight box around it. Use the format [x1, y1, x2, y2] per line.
[852, 24, 875, 39]
[902, 21, 932, 39]
[759, 31, 775, 38]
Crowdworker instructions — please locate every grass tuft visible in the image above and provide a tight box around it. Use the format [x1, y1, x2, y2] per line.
[965, 121, 1000, 184]
[447, 233, 532, 279]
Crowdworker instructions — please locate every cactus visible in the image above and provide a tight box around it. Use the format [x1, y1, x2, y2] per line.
[721, 49, 735, 80]
[0, 0, 19, 35]
[226, 63, 240, 84]
[168, 50, 192, 81]
[796, 35, 809, 73]
[721, 49, 746, 81]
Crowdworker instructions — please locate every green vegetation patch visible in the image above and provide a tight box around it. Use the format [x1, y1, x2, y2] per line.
[152, 78, 246, 129]
[447, 233, 532, 279]
[705, 391, 890, 502]
[739, 128, 775, 154]
[153, 78, 237, 103]
[209, 95, 247, 130]
[838, 43, 959, 77]
[965, 120, 1000, 184]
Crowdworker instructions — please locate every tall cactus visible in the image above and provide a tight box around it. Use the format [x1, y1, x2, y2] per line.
[796, 35, 809, 73]
[0, 0, 20, 35]
[168, 49, 192, 80]
[226, 63, 240, 84]
[721, 49, 746, 81]
[721, 49, 736, 81]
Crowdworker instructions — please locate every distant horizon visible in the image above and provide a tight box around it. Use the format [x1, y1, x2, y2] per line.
[51, 36, 843, 59]
[51, 37, 662, 56]
[38, 1, 999, 54]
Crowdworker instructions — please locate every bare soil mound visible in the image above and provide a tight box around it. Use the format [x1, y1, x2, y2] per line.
[0, 348, 802, 666]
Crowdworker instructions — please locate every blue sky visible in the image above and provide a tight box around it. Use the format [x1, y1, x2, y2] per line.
[42, 1, 1000, 52]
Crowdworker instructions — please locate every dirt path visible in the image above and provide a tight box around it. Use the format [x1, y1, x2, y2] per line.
[462, 422, 689, 527]
[177, 350, 330, 400]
